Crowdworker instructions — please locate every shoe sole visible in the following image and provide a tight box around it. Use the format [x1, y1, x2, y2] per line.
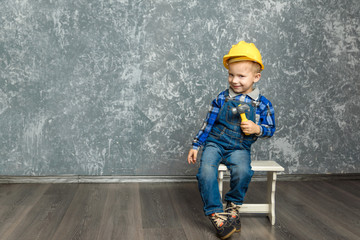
[220, 227, 236, 239]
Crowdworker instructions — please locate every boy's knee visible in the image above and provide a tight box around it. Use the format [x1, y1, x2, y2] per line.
[231, 165, 253, 179]
[197, 164, 218, 181]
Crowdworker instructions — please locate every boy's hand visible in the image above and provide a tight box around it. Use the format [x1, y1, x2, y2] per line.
[187, 149, 198, 164]
[241, 120, 261, 135]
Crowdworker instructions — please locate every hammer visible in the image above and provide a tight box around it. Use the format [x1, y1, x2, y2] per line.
[231, 104, 250, 135]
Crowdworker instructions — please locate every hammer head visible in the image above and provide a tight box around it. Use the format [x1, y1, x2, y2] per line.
[231, 104, 250, 115]
[237, 104, 250, 114]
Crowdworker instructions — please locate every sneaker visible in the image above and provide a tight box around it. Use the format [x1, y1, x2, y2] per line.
[208, 212, 236, 239]
[225, 202, 241, 232]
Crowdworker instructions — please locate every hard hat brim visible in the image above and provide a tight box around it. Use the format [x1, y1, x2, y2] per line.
[223, 55, 264, 70]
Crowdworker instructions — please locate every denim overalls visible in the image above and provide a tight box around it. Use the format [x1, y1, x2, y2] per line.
[196, 96, 258, 215]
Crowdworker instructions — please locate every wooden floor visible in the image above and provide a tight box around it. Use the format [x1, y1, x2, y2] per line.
[0, 179, 359, 240]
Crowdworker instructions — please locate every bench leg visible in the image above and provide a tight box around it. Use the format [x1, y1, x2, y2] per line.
[267, 171, 277, 225]
[218, 171, 224, 200]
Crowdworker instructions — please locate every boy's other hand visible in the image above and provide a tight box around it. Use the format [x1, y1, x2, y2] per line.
[187, 149, 198, 164]
[241, 120, 261, 135]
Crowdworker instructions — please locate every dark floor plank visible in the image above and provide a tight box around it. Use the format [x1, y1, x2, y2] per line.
[139, 183, 181, 229]
[276, 181, 360, 240]
[0, 184, 50, 239]
[223, 180, 360, 240]
[333, 180, 360, 198]
[51, 184, 108, 240]
[3, 184, 78, 240]
[167, 182, 219, 240]
[143, 228, 188, 240]
[309, 180, 360, 210]
[296, 181, 360, 238]
[96, 183, 144, 240]
[0, 180, 359, 240]
[274, 182, 331, 239]
[238, 216, 278, 240]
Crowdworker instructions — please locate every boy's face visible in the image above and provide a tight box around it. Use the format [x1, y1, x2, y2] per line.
[228, 61, 261, 94]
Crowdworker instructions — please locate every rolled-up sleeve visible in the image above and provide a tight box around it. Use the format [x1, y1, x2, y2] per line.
[257, 99, 276, 138]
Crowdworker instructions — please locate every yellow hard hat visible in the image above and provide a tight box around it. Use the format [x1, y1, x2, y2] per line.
[223, 41, 264, 70]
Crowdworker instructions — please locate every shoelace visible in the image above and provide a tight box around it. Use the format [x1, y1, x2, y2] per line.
[225, 202, 241, 217]
[210, 212, 232, 227]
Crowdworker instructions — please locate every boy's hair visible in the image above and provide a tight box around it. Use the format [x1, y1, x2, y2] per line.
[228, 58, 262, 74]
[252, 62, 262, 73]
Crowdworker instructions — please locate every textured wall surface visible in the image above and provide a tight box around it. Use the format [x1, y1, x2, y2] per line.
[1, 0, 359, 175]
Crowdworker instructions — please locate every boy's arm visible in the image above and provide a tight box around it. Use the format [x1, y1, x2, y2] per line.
[192, 95, 222, 150]
[256, 99, 276, 138]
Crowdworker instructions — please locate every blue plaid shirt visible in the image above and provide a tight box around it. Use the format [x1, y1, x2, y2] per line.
[192, 88, 276, 150]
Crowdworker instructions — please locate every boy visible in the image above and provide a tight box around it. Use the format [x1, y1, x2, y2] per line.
[187, 41, 275, 239]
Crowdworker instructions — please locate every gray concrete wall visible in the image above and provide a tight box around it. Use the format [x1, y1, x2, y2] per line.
[1, 0, 359, 175]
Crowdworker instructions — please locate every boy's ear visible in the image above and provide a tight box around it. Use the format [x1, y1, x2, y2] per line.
[254, 72, 261, 83]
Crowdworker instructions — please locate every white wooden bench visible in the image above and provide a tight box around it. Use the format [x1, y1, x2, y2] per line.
[218, 160, 284, 225]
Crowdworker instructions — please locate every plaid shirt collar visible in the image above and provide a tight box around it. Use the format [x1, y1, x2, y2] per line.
[228, 87, 260, 100]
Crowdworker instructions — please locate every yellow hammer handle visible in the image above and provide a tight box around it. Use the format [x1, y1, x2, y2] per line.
[240, 113, 249, 135]
[240, 113, 248, 122]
